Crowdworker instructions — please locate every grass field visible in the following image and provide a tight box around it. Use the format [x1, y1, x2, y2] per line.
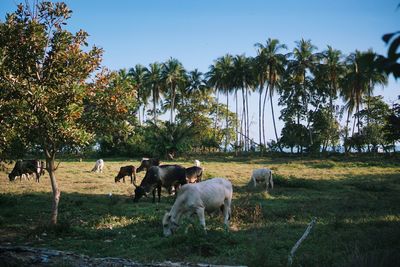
[1, 155, 400, 266]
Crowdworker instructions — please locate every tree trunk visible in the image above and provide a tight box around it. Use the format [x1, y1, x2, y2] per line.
[245, 86, 250, 152]
[225, 91, 229, 152]
[345, 109, 351, 154]
[270, 83, 283, 153]
[46, 151, 60, 225]
[258, 86, 263, 149]
[241, 88, 247, 151]
[153, 87, 157, 124]
[235, 90, 239, 155]
[262, 84, 269, 149]
[170, 84, 175, 124]
[214, 90, 219, 137]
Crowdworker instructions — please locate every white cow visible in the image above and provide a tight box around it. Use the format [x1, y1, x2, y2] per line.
[250, 168, 273, 192]
[91, 159, 104, 173]
[162, 177, 232, 236]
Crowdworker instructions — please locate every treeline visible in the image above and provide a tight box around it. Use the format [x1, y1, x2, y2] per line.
[94, 40, 400, 157]
[1, 3, 400, 161]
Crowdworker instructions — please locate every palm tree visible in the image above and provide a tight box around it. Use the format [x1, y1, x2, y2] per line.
[206, 54, 233, 150]
[341, 50, 388, 150]
[289, 39, 319, 147]
[129, 64, 148, 124]
[255, 38, 287, 151]
[145, 62, 163, 124]
[321, 46, 344, 119]
[162, 58, 186, 123]
[186, 69, 208, 96]
[232, 54, 253, 151]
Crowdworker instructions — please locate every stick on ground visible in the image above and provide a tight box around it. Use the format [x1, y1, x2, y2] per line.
[288, 217, 317, 266]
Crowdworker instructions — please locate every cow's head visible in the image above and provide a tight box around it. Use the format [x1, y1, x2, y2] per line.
[8, 173, 16, 182]
[115, 176, 122, 183]
[136, 158, 159, 173]
[133, 186, 146, 202]
[162, 212, 178, 237]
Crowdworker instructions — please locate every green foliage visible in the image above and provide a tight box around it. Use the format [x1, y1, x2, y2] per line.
[383, 101, 400, 145]
[0, 1, 103, 157]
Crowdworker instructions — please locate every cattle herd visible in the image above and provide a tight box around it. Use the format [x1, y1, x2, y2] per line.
[6, 157, 273, 236]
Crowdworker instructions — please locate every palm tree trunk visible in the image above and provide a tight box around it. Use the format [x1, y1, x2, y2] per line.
[270, 86, 283, 152]
[258, 85, 263, 149]
[345, 108, 351, 153]
[225, 91, 229, 152]
[235, 90, 239, 154]
[214, 90, 219, 137]
[241, 87, 247, 151]
[170, 85, 175, 123]
[245, 86, 250, 152]
[262, 84, 269, 148]
[153, 88, 157, 124]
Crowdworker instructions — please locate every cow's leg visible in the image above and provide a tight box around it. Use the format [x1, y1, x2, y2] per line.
[132, 171, 136, 185]
[122, 176, 125, 183]
[152, 188, 156, 203]
[35, 172, 40, 183]
[252, 175, 257, 187]
[157, 185, 162, 202]
[195, 207, 206, 233]
[223, 198, 231, 231]
[269, 172, 274, 190]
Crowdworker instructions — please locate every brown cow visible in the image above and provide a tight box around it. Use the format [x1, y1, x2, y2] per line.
[115, 165, 136, 184]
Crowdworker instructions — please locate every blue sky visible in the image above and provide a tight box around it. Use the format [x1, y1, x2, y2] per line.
[1, 0, 399, 141]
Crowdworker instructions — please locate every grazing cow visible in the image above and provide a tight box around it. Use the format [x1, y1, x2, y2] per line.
[162, 178, 233, 236]
[194, 159, 201, 167]
[115, 165, 137, 184]
[250, 168, 274, 192]
[8, 160, 45, 183]
[185, 166, 203, 183]
[136, 158, 160, 173]
[91, 159, 104, 173]
[133, 165, 187, 203]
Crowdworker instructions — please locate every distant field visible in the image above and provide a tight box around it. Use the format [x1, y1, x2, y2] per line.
[0, 156, 399, 266]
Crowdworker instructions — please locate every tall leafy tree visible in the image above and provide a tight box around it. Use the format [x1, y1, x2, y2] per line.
[0, 2, 109, 224]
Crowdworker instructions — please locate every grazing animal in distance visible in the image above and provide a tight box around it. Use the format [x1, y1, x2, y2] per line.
[194, 159, 201, 167]
[162, 177, 233, 236]
[136, 158, 160, 173]
[91, 159, 104, 173]
[8, 160, 45, 183]
[250, 168, 274, 192]
[115, 165, 137, 184]
[133, 165, 187, 203]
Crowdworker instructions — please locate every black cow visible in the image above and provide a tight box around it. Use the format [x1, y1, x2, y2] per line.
[133, 165, 187, 203]
[185, 166, 203, 183]
[115, 165, 136, 184]
[8, 160, 45, 183]
[136, 158, 160, 173]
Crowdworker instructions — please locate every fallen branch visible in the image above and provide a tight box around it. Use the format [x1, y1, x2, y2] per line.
[288, 217, 317, 266]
